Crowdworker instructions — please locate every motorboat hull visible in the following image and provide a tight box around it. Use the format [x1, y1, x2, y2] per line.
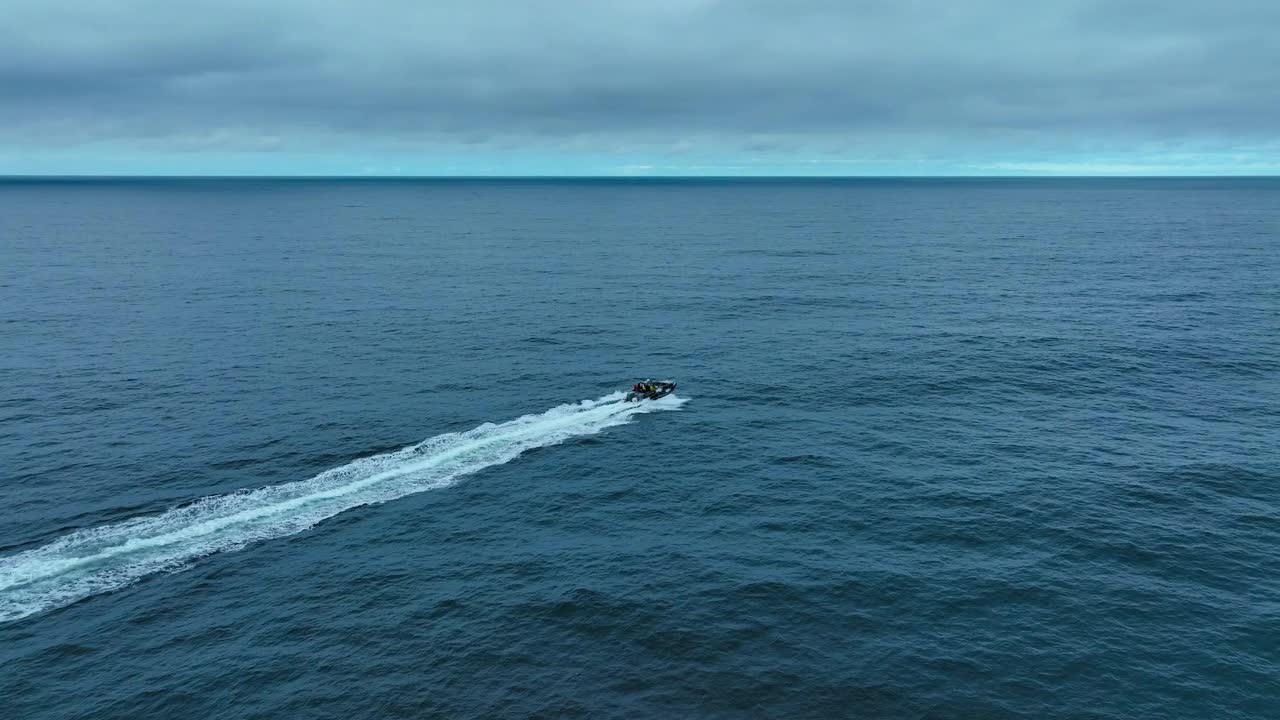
[625, 380, 676, 402]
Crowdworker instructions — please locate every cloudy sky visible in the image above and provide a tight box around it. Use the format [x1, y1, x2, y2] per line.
[2, 0, 1277, 175]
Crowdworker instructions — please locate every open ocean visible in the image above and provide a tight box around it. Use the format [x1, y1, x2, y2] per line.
[1, 177, 1277, 719]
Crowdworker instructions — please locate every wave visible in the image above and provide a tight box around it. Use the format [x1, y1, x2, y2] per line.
[0, 392, 684, 623]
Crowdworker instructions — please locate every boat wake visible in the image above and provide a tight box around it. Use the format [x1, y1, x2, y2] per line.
[0, 392, 684, 623]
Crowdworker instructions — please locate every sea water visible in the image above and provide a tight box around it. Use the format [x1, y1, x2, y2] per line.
[1, 178, 1276, 718]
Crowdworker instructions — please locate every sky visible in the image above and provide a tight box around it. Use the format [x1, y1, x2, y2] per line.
[2, 0, 1277, 176]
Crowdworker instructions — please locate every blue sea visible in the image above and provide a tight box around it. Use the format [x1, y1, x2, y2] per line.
[1, 177, 1276, 719]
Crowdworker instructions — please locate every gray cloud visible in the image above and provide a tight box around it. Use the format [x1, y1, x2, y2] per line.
[2, 0, 1277, 157]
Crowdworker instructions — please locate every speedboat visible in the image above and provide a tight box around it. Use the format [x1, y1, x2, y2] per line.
[626, 380, 676, 402]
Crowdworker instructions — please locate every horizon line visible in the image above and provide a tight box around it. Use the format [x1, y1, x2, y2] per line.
[2, 174, 1277, 180]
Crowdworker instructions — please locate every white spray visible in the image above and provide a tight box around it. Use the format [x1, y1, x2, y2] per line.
[0, 392, 684, 623]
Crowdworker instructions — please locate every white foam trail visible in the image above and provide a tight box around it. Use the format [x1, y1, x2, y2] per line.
[0, 392, 684, 623]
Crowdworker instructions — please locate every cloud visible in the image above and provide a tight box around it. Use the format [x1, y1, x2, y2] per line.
[2, 0, 1277, 172]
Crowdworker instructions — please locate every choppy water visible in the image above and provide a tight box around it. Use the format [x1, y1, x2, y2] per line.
[1, 178, 1277, 719]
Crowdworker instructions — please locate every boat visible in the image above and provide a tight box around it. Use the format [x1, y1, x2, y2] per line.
[626, 380, 676, 402]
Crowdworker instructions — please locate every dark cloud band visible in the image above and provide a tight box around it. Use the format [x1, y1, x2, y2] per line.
[2, 0, 1276, 161]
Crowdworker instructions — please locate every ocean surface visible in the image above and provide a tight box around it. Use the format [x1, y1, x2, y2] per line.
[0, 177, 1276, 719]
